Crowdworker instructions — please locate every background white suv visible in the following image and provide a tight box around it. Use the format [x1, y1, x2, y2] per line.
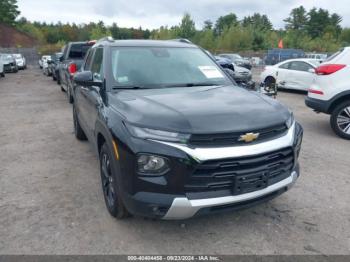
[305, 47, 350, 139]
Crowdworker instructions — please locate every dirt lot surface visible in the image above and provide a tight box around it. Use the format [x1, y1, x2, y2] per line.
[0, 69, 349, 255]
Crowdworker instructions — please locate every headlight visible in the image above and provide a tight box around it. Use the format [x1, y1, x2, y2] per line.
[125, 123, 190, 143]
[137, 154, 169, 174]
[286, 113, 295, 129]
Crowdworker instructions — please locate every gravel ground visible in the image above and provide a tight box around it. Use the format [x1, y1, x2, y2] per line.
[0, 68, 349, 255]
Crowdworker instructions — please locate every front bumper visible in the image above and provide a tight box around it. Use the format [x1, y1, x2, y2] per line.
[305, 96, 331, 114]
[164, 169, 298, 219]
[118, 122, 302, 219]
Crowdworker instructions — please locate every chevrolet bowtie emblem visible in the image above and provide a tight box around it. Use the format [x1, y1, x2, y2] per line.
[239, 132, 260, 143]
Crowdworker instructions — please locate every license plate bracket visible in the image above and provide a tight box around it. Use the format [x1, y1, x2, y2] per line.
[233, 172, 269, 195]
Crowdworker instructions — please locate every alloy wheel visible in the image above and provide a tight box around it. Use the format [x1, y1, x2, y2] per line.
[101, 153, 116, 208]
[337, 106, 350, 134]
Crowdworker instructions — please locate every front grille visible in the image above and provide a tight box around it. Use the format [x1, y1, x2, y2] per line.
[189, 124, 288, 147]
[185, 147, 294, 194]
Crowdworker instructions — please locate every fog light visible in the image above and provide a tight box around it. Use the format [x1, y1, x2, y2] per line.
[137, 154, 169, 174]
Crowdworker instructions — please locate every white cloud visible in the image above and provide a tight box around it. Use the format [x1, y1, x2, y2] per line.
[17, 0, 350, 29]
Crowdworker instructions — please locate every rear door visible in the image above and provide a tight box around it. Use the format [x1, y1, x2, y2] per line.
[75, 48, 104, 138]
[84, 48, 104, 136]
[287, 61, 315, 90]
[75, 49, 95, 134]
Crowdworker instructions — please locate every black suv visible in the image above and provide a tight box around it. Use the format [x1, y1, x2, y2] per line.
[72, 38, 303, 220]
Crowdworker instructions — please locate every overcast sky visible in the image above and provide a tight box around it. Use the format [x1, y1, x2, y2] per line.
[17, 0, 350, 29]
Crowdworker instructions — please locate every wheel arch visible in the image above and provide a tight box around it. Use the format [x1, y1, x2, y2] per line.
[328, 92, 350, 114]
[264, 75, 276, 83]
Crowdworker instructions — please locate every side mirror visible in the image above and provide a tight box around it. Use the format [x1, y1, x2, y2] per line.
[308, 68, 315, 74]
[74, 71, 103, 87]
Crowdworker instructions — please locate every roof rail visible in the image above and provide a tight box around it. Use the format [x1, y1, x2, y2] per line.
[169, 38, 193, 44]
[96, 36, 114, 43]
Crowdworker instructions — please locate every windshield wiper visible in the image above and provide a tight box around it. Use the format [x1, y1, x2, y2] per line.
[112, 85, 149, 90]
[164, 82, 221, 88]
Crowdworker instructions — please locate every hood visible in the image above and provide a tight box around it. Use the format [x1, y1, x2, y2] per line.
[108, 86, 291, 134]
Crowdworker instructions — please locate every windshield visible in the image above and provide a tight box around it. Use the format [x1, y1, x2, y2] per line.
[324, 49, 343, 63]
[111, 47, 231, 88]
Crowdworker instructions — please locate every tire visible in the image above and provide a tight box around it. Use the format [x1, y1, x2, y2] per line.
[0, 72, 4, 77]
[99, 143, 129, 219]
[330, 101, 350, 140]
[67, 84, 73, 104]
[73, 104, 87, 141]
[264, 76, 276, 88]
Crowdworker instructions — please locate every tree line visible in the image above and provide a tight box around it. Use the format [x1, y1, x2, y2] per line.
[2, 0, 350, 53]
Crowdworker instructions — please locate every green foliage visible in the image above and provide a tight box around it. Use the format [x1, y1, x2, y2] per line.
[242, 13, 272, 31]
[12, 8, 347, 53]
[340, 28, 350, 45]
[0, 0, 20, 25]
[214, 13, 238, 35]
[284, 6, 308, 31]
[306, 8, 342, 38]
[179, 13, 196, 39]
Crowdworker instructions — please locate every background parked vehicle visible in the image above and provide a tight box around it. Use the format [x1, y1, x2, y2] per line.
[39, 55, 51, 69]
[0, 59, 4, 77]
[218, 53, 252, 69]
[214, 56, 253, 87]
[305, 53, 328, 62]
[305, 47, 350, 139]
[265, 49, 305, 65]
[42, 56, 52, 76]
[13, 54, 26, 69]
[0, 54, 18, 73]
[261, 58, 321, 91]
[49, 52, 63, 82]
[58, 41, 95, 103]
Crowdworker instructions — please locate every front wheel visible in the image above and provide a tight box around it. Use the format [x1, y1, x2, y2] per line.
[73, 105, 87, 141]
[99, 143, 130, 219]
[0, 72, 4, 77]
[330, 101, 350, 140]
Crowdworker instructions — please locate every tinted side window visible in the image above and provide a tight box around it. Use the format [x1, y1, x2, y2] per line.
[91, 48, 104, 80]
[279, 62, 290, 69]
[84, 50, 94, 71]
[290, 62, 312, 72]
[68, 44, 92, 59]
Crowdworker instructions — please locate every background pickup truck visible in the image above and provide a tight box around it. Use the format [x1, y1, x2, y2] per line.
[59, 41, 95, 103]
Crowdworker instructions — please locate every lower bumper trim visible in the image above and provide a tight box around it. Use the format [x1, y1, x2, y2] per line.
[163, 171, 298, 220]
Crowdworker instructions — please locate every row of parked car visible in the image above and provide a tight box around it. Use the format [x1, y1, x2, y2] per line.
[0, 53, 27, 78]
